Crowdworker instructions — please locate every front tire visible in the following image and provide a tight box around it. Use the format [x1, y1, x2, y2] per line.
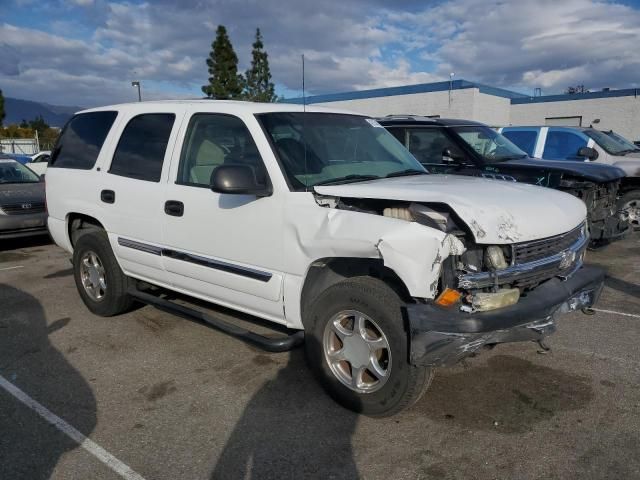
[618, 190, 640, 231]
[305, 277, 433, 417]
[73, 231, 134, 317]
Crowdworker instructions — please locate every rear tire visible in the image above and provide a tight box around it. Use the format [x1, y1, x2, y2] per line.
[73, 230, 134, 317]
[618, 190, 640, 231]
[304, 276, 433, 417]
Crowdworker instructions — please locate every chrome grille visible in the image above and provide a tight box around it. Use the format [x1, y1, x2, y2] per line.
[0, 202, 46, 215]
[458, 222, 588, 291]
[512, 224, 584, 265]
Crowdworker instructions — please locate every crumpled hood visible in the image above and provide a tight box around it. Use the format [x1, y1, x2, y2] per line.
[503, 157, 626, 182]
[314, 175, 586, 244]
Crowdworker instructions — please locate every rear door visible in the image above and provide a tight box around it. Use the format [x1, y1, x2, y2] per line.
[98, 106, 185, 284]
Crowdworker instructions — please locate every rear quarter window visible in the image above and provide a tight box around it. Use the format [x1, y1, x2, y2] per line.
[502, 130, 537, 157]
[109, 113, 175, 182]
[49, 111, 118, 169]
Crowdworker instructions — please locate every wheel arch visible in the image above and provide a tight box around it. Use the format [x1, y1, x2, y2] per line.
[619, 177, 640, 194]
[299, 257, 412, 329]
[67, 212, 106, 248]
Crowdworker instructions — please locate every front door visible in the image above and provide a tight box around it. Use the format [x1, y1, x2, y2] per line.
[161, 112, 285, 323]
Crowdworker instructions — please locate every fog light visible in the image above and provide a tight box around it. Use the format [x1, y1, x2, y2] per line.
[472, 288, 520, 312]
[485, 246, 508, 270]
[435, 288, 462, 307]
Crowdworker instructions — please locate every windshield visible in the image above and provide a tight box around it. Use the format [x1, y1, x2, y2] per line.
[589, 130, 640, 155]
[583, 129, 638, 155]
[606, 131, 639, 150]
[257, 113, 426, 190]
[452, 125, 528, 163]
[0, 159, 41, 183]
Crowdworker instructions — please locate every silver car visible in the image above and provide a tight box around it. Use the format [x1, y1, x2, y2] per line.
[0, 157, 48, 239]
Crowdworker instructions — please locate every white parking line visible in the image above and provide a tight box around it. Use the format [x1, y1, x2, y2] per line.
[0, 375, 146, 480]
[592, 308, 640, 319]
[0, 265, 24, 272]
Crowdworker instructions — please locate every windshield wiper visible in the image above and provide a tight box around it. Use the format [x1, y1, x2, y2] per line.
[385, 169, 428, 178]
[313, 174, 380, 186]
[619, 149, 640, 155]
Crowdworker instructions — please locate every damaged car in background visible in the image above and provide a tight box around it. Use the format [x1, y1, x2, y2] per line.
[46, 103, 604, 417]
[379, 117, 629, 248]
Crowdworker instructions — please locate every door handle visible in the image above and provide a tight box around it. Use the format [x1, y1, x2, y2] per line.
[101, 190, 115, 204]
[164, 200, 184, 217]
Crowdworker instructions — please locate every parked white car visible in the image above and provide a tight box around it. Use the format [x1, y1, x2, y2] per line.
[26, 150, 51, 176]
[46, 101, 604, 416]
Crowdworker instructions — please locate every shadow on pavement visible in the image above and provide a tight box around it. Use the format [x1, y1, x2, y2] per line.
[0, 283, 96, 479]
[604, 275, 640, 299]
[0, 234, 52, 253]
[211, 346, 360, 480]
[414, 355, 594, 433]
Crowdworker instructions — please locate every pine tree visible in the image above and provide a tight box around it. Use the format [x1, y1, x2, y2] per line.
[244, 29, 277, 102]
[201, 25, 244, 99]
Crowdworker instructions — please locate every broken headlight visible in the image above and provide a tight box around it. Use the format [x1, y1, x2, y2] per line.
[484, 245, 508, 270]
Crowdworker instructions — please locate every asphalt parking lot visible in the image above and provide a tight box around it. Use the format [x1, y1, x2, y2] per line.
[1, 235, 639, 480]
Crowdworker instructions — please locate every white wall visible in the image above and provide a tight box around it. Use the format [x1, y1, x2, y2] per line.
[314, 89, 479, 119]
[510, 96, 640, 141]
[310, 86, 640, 143]
[471, 91, 511, 126]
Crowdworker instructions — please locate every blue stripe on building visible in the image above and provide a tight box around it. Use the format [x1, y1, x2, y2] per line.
[283, 78, 640, 106]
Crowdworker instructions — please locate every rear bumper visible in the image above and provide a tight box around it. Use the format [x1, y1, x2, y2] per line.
[0, 213, 49, 239]
[406, 265, 604, 367]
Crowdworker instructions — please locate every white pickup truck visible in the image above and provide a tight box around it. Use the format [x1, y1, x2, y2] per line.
[46, 101, 604, 416]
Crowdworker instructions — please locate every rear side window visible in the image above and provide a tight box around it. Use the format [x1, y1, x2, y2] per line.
[406, 128, 466, 164]
[502, 130, 537, 157]
[542, 130, 587, 160]
[386, 127, 406, 145]
[109, 113, 175, 182]
[49, 111, 117, 169]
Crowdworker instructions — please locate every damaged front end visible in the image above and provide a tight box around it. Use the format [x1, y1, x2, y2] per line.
[406, 221, 605, 367]
[559, 178, 629, 247]
[310, 191, 604, 369]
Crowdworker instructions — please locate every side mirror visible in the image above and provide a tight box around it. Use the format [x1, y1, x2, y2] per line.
[577, 146, 599, 160]
[210, 164, 271, 197]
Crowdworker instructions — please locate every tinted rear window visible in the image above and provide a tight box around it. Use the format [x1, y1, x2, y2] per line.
[49, 111, 118, 169]
[502, 130, 537, 157]
[109, 113, 175, 182]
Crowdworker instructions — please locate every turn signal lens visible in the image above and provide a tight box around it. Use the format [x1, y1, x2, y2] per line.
[435, 288, 462, 307]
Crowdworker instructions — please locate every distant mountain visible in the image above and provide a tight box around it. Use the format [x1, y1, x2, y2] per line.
[4, 97, 82, 128]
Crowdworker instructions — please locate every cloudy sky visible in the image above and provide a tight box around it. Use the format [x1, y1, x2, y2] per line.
[1, 0, 639, 107]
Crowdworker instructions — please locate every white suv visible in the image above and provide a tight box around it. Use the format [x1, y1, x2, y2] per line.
[46, 101, 604, 416]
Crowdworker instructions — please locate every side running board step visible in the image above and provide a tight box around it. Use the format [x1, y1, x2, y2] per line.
[129, 289, 305, 353]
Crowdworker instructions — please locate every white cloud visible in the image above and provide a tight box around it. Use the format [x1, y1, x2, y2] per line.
[0, 0, 639, 107]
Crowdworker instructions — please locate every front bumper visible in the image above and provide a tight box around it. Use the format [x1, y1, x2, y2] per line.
[0, 212, 49, 239]
[406, 265, 604, 367]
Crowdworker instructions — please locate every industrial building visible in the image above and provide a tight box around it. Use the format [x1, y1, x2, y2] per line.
[287, 79, 640, 142]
